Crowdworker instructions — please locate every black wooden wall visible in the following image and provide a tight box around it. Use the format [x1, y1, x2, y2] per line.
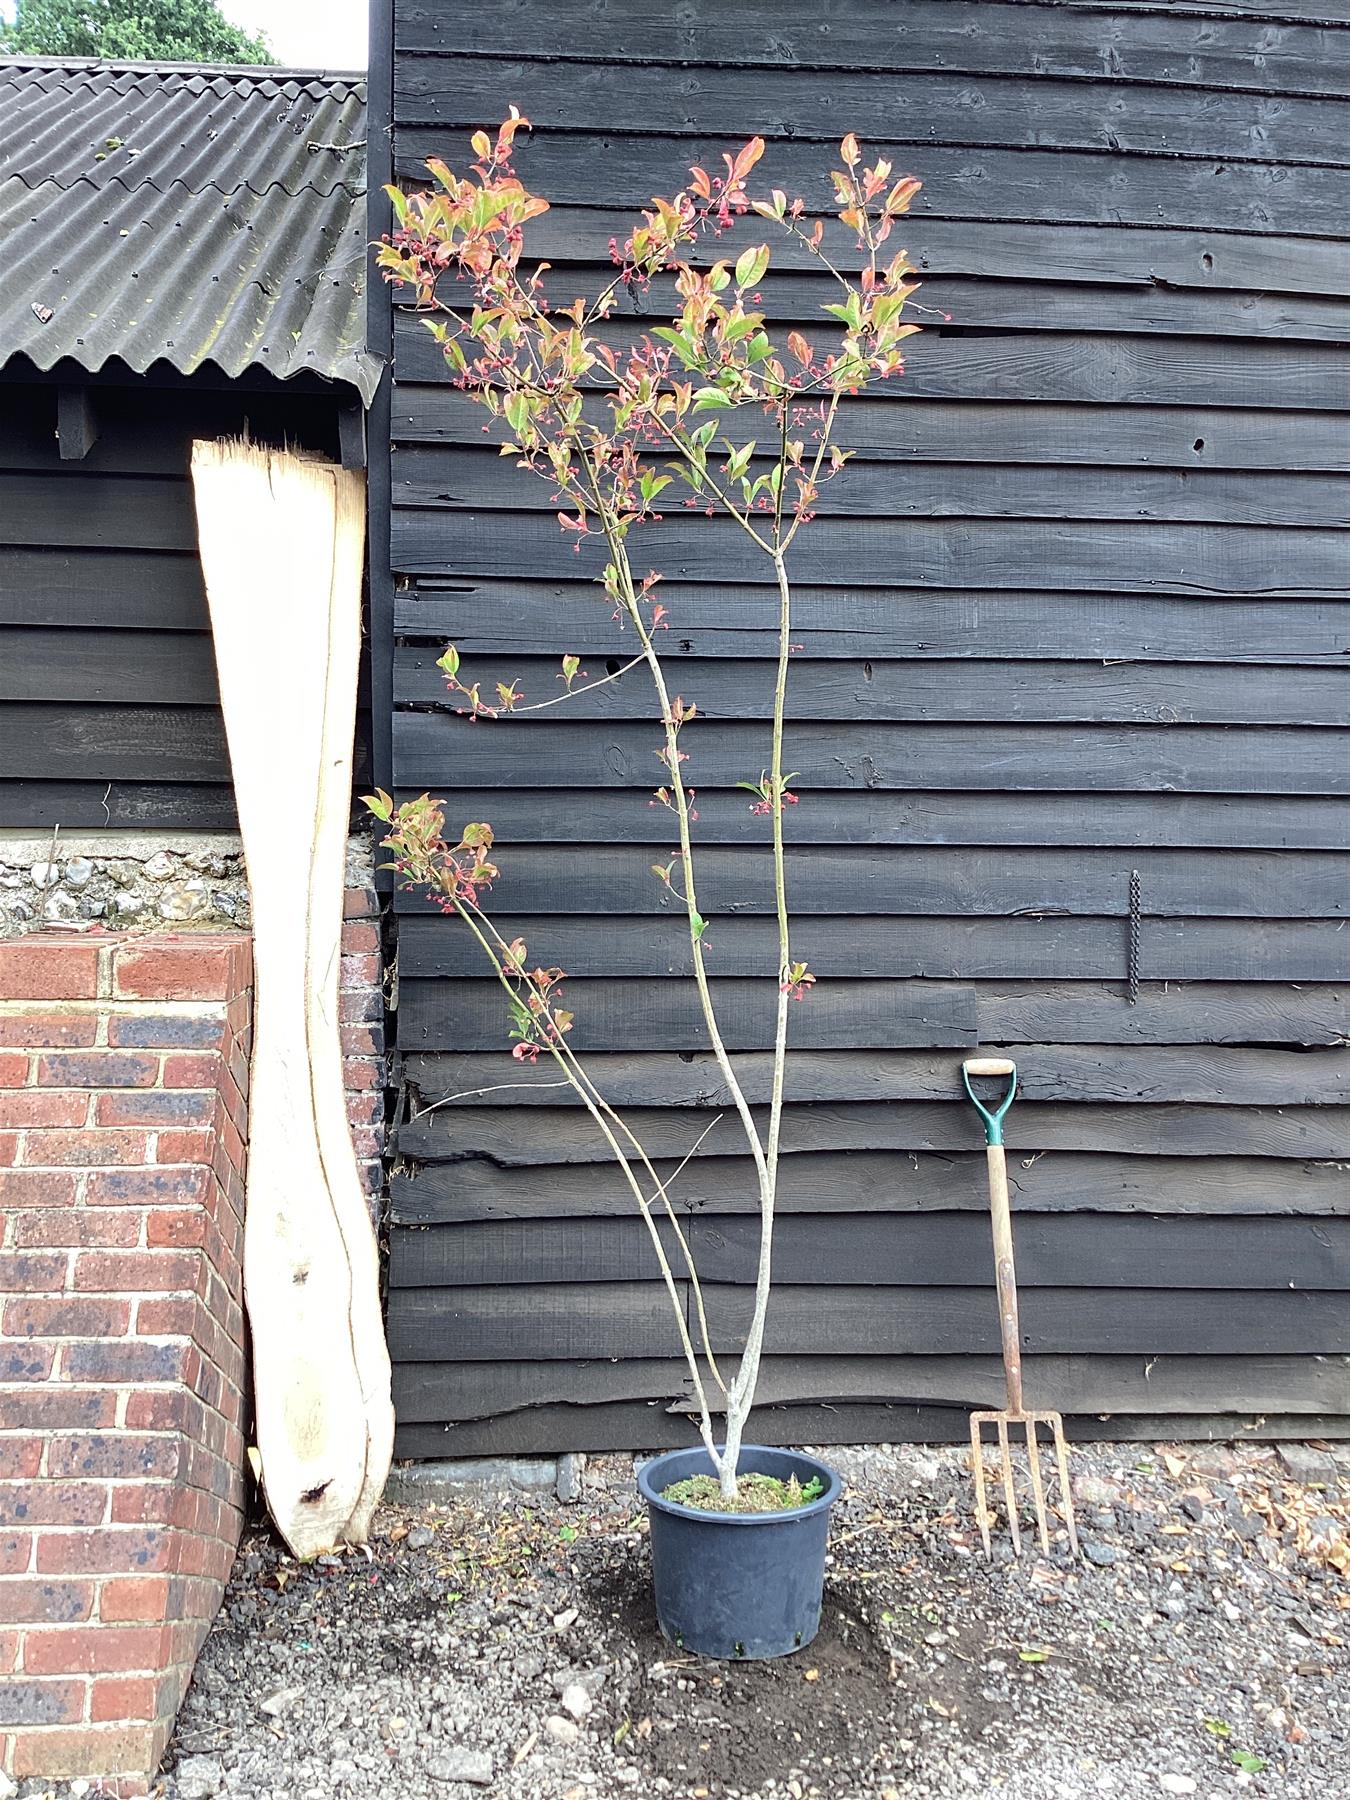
[382, 0, 1350, 1455]
[0, 375, 348, 829]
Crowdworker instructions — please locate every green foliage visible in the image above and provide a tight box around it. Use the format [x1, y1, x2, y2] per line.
[0, 0, 274, 63]
[662, 1472, 826, 1514]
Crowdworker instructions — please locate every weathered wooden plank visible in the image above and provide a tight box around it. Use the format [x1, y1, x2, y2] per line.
[391, 511, 1350, 594]
[399, 977, 978, 1052]
[400, 975, 1350, 1052]
[394, 583, 1350, 666]
[394, 388, 1350, 472]
[400, 915, 1350, 983]
[391, 1351, 1350, 1424]
[398, 1098, 1350, 1164]
[403, 1044, 1350, 1109]
[388, 1211, 1350, 1291]
[0, 780, 237, 829]
[394, 446, 1350, 528]
[387, 200, 1350, 293]
[386, 1279, 1350, 1359]
[393, 1403, 1350, 1457]
[393, 718, 1350, 794]
[390, 1149, 1350, 1225]
[388, 787, 1350, 850]
[0, 548, 206, 630]
[0, 705, 229, 782]
[398, 267, 1350, 344]
[0, 630, 219, 705]
[396, 652, 1350, 728]
[393, 58, 1350, 170]
[394, 319, 1350, 412]
[979, 979, 1350, 1046]
[393, 846, 1350, 921]
[397, 2, 1350, 97]
[0, 474, 195, 551]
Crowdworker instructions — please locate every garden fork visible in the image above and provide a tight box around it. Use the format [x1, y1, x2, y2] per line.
[962, 1057, 1080, 1560]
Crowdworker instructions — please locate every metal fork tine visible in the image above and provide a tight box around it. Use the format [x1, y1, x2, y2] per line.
[970, 1415, 992, 1559]
[1051, 1417, 1081, 1559]
[996, 1417, 1021, 1557]
[1023, 1417, 1052, 1555]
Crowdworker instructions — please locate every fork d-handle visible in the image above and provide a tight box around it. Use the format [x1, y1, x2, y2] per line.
[963, 1058, 1025, 1416]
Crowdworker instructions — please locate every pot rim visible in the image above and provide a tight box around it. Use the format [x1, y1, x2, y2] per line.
[637, 1444, 842, 1526]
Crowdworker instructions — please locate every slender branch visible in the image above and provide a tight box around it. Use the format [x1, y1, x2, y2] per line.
[446, 896, 727, 1461]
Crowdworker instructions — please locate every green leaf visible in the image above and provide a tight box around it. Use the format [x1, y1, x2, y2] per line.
[360, 790, 393, 823]
[1203, 1719, 1232, 1739]
[725, 440, 756, 480]
[691, 912, 708, 943]
[1231, 1752, 1267, 1774]
[1017, 1649, 1050, 1663]
[734, 244, 770, 289]
[559, 1524, 579, 1543]
[691, 388, 733, 414]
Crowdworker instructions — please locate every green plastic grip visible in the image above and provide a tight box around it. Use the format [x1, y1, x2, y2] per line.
[962, 1059, 1018, 1146]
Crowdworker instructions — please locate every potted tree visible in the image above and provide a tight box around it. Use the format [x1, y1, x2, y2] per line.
[369, 111, 928, 1659]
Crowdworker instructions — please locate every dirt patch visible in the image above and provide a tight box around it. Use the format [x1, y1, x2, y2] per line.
[587, 1558, 897, 1794]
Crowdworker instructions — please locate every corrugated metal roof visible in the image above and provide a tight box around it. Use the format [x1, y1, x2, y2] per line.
[0, 58, 379, 401]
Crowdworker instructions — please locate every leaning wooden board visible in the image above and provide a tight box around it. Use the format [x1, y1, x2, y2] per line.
[192, 441, 392, 1558]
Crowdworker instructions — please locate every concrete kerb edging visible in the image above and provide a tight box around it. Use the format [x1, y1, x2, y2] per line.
[383, 1454, 589, 1505]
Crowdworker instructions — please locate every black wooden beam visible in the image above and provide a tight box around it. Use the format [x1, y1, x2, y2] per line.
[338, 402, 366, 471]
[56, 386, 97, 462]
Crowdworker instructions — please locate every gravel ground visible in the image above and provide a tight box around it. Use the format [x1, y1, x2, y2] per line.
[18, 1439, 1349, 1800]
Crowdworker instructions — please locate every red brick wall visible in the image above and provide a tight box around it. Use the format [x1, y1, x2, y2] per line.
[341, 869, 387, 1208]
[0, 934, 253, 1788]
[0, 867, 386, 1788]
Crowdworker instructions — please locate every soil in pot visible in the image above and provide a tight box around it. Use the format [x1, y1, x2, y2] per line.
[661, 1471, 827, 1514]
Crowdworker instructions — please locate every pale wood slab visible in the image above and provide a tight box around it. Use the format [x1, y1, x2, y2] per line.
[192, 440, 392, 1558]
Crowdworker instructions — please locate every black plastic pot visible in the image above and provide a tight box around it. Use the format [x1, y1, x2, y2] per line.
[637, 1444, 842, 1660]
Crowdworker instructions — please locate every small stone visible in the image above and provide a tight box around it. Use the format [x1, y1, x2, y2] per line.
[557, 1451, 587, 1503]
[142, 850, 176, 881]
[42, 890, 78, 923]
[175, 1755, 226, 1799]
[553, 1606, 579, 1631]
[1180, 1495, 1209, 1523]
[1158, 1778, 1197, 1797]
[63, 857, 93, 889]
[0, 1775, 19, 1800]
[1082, 1540, 1119, 1568]
[427, 1749, 493, 1786]
[1073, 1475, 1126, 1509]
[260, 1685, 304, 1717]
[560, 1682, 593, 1720]
[28, 861, 59, 889]
[1277, 1443, 1341, 1488]
[406, 1525, 436, 1550]
[545, 1715, 580, 1746]
[160, 880, 208, 921]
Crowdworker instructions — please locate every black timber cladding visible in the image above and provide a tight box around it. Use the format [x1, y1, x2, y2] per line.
[383, 0, 1350, 1455]
[0, 381, 355, 829]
